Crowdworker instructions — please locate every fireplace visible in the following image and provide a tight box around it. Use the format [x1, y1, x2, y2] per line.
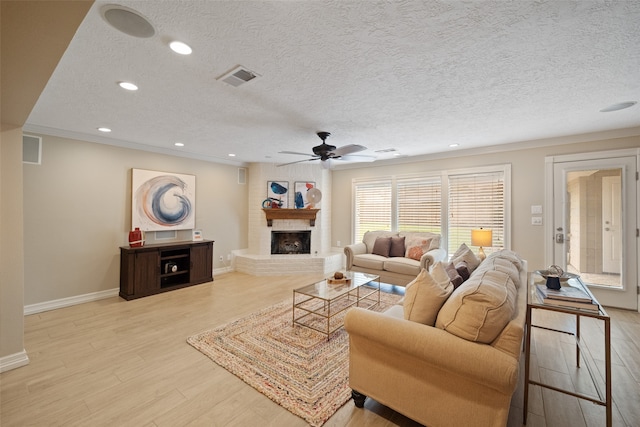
[271, 231, 311, 255]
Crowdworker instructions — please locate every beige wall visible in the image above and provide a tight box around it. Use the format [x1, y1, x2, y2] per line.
[1, 127, 26, 359]
[330, 133, 640, 270]
[1, 0, 93, 368]
[23, 134, 248, 305]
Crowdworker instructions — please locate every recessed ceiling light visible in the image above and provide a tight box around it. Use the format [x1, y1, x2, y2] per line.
[118, 81, 138, 91]
[599, 101, 637, 112]
[174, 142, 184, 147]
[228, 153, 236, 157]
[169, 41, 192, 55]
[98, 127, 111, 133]
[449, 143, 459, 148]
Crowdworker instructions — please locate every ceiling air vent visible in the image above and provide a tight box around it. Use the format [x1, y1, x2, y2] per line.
[217, 66, 260, 87]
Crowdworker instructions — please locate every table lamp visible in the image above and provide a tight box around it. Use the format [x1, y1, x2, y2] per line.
[471, 228, 492, 261]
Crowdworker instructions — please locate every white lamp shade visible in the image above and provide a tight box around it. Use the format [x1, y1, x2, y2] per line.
[471, 228, 492, 247]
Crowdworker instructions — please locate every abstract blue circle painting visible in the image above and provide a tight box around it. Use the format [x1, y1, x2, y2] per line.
[267, 181, 289, 208]
[132, 169, 196, 231]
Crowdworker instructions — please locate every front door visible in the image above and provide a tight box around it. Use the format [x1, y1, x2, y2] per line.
[551, 152, 637, 310]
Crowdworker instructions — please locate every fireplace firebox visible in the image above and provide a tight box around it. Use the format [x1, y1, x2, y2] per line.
[271, 231, 311, 255]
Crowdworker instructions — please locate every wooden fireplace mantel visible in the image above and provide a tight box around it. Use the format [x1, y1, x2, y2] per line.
[262, 208, 319, 227]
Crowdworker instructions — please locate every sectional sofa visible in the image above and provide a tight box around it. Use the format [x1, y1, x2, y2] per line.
[345, 248, 527, 427]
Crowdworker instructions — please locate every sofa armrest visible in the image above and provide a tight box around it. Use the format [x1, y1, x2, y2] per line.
[419, 247, 447, 270]
[344, 243, 367, 269]
[344, 308, 519, 394]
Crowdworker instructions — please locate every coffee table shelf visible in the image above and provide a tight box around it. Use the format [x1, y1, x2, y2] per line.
[293, 272, 380, 339]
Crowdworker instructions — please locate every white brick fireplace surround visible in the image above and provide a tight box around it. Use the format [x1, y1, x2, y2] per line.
[233, 163, 343, 276]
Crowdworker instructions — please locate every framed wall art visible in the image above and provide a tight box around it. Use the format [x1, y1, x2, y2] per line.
[294, 181, 316, 209]
[266, 181, 289, 208]
[132, 168, 196, 231]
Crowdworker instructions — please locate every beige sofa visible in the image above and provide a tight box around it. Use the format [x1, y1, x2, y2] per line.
[344, 230, 447, 286]
[345, 250, 527, 427]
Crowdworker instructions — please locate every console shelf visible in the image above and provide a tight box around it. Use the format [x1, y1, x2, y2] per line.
[119, 240, 213, 300]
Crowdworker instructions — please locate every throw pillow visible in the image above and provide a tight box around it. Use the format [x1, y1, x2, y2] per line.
[451, 243, 481, 272]
[445, 262, 464, 289]
[435, 270, 517, 344]
[371, 236, 392, 257]
[389, 236, 406, 258]
[404, 237, 432, 261]
[404, 268, 453, 326]
[431, 262, 453, 292]
[455, 261, 470, 281]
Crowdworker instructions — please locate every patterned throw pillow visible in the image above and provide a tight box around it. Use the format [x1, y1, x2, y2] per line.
[404, 237, 433, 261]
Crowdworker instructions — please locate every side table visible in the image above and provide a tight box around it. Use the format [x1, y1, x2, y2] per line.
[523, 271, 611, 426]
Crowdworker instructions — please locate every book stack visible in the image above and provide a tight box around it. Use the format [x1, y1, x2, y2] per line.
[536, 284, 599, 312]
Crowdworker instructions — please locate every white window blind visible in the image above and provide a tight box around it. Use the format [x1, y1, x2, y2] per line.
[354, 180, 392, 242]
[448, 172, 504, 256]
[397, 176, 441, 234]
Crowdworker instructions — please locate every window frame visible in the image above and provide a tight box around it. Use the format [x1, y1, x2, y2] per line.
[351, 164, 511, 254]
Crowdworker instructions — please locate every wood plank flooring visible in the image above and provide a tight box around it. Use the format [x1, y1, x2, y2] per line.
[1, 272, 639, 426]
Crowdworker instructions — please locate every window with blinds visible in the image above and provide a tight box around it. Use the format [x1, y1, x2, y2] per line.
[448, 172, 504, 256]
[354, 180, 392, 242]
[397, 176, 441, 234]
[352, 166, 508, 253]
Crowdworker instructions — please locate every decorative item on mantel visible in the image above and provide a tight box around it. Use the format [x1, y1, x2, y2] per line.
[128, 227, 144, 247]
[262, 197, 283, 209]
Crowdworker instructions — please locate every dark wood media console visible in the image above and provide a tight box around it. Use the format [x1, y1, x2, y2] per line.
[119, 240, 214, 300]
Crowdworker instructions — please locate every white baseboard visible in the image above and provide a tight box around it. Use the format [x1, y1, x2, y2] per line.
[24, 288, 119, 316]
[0, 350, 29, 373]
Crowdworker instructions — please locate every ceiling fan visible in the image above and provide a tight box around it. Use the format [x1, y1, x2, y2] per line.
[278, 132, 376, 169]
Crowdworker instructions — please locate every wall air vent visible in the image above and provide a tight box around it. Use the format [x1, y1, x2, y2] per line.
[217, 66, 260, 87]
[375, 148, 397, 153]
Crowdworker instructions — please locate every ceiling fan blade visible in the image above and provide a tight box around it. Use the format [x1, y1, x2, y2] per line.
[277, 158, 317, 167]
[331, 144, 367, 156]
[279, 151, 317, 157]
[338, 154, 377, 162]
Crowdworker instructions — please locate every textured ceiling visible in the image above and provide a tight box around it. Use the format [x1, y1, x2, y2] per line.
[25, 0, 640, 167]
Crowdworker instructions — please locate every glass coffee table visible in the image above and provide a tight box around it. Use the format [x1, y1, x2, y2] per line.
[293, 272, 380, 339]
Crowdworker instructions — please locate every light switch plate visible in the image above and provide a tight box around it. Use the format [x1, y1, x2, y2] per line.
[531, 205, 543, 215]
[531, 216, 543, 226]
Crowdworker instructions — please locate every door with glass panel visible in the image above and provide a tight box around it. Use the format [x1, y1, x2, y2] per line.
[552, 155, 637, 310]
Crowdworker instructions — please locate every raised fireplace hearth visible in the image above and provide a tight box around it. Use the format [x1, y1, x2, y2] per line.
[271, 231, 311, 255]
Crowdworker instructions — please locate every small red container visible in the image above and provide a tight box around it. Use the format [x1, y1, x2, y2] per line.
[128, 227, 144, 247]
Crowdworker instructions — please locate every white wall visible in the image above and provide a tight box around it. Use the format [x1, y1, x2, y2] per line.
[22, 134, 248, 305]
[330, 133, 640, 270]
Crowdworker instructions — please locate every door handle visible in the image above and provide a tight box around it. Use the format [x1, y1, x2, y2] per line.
[555, 233, 564, 244]
[604, 227, 610, 231]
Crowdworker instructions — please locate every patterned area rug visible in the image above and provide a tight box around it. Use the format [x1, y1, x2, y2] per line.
[187, 290, 402, 426]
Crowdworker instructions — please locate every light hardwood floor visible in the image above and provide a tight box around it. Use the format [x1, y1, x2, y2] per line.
[1, 272, 639, 426]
